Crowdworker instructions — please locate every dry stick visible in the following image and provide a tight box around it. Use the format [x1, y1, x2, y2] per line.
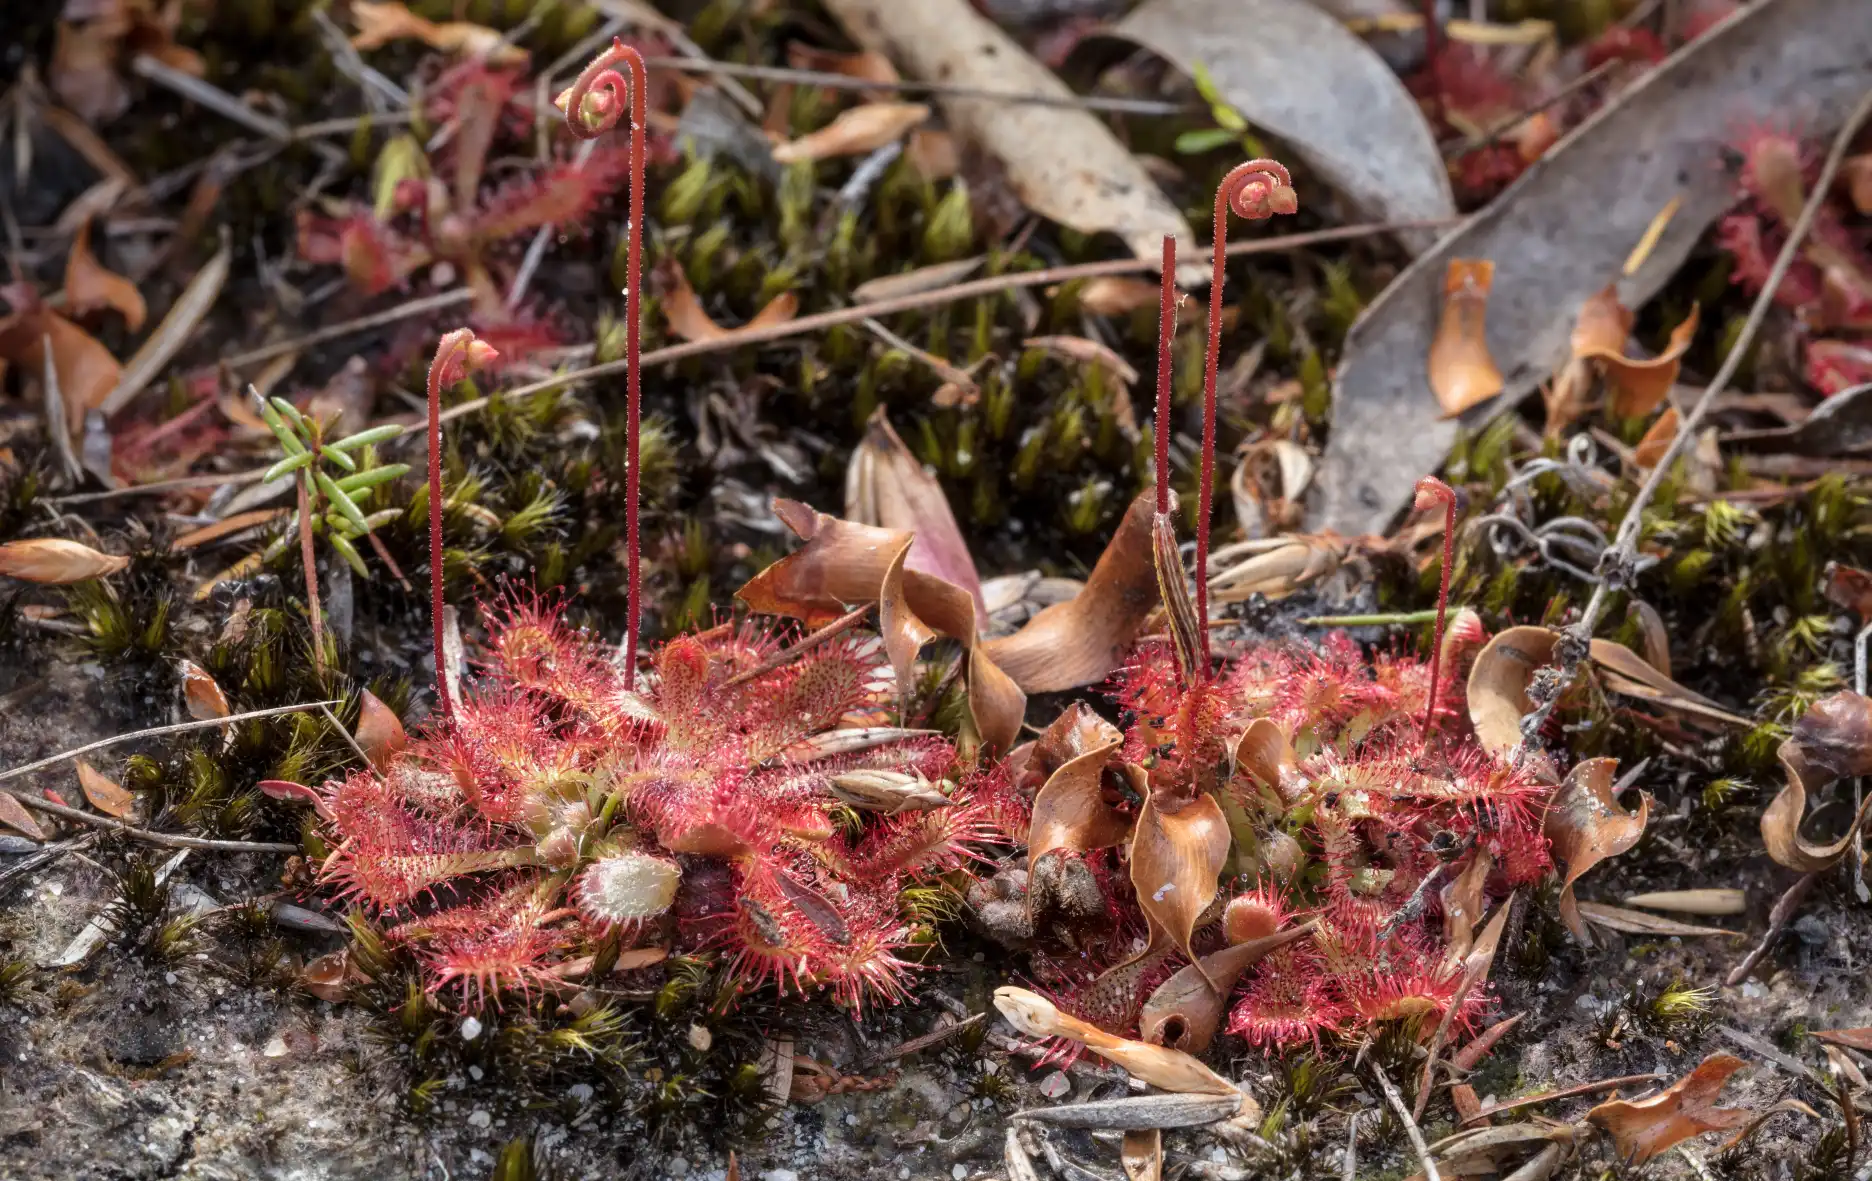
[1464, 1073, 1666, 1122]
[634, 54, 1191, 116]
[1576, 88, 1872, 641]
[0, 792, 299, 853]
[1341, 1111, 1359, 1181]
[0, 702, 339, 785]
[221, 288, 473, 370]
[720, 604, 873, 689]
[1525, 88, 1872, 745]
[1369, 1061, 1440, 1181]
[58, 219, 1453, 507]
[1726, 870, 1819, 987]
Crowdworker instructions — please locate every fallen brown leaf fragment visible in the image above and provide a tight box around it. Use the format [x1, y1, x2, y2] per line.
[0, 791, 50, 842]
[1622, 888, 1745, 915]
[170, 510, 289, 553]
[1564, 286, 1701, 420]
[785, 42, 899, 86]
[354, 690, 407, 771]
[65, 220, 146, 331]
[770, 102, 929, 163]
[1633, 405, 1680, 468]
[0, 538, 130, 584]
[75, 760, 134, 818]
[1589, 638, 1753, 728]
[821, 0, 1198, 278]
[1823, 561, 1872, 620]
[179, 659, 231, 721]
[1120, 1128, 1161, 1181]
[1205, 534, 1348, 603]
[993, 986, 1248, 1103]
[1587, 1053, 1754, 1165]
[1544, 758, 1647, 943]
[1573, 901, 1737, 938]
[1076, 277, 1167, 316]
[349, 0, 527, 65]
[1230, 439, 1314, 540]
[1813, 1027, 1872, 1053]
[1428, 259, 1504, 417]
[0, 296, 124, 429]
[654, 257, 799, 344]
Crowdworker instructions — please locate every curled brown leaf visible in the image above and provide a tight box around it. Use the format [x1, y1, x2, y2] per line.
[992, 986, 1247, 1101]
[1544, 758, 1647, 942]
[1130, 791, 1231, 971]
[1588, 638, 1752, 728]
[1027, 737, 1128, 873]
[354, 689, 408, 771]
[1230, 439, 1314, 540]
[1465, 625, 1559, 757]
[982, 489, 1160, 694]
[1761, 691, 1872, 872]
[1428, 259, 1504, 417]
[0, 791, 50, 842]
[1139, 925, 1314, 1054]
[179, 658, 231, 721]
[847, 408, 983, 610]
[1586, 1053, 1753, 1165]
[653, 256, 798, 344]
[1566, 286, 1701, 419]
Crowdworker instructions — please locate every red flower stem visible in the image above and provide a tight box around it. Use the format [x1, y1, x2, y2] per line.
[1415, 476, 1457, 741]
[1200, 160, 1296, 672]
[427, 330, 474, 724]
[296, 470, 325, 680]
[1154, 234, 1176, 518]
[564, 39, 648, 687]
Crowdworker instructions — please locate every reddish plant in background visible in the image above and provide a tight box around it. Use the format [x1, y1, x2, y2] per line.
[295, 59, 640, 317]
[1714, 123, 1872, 394]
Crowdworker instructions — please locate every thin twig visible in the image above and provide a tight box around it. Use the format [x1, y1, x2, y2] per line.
[0, 792, 299, 853]
[1437, 59, 1617, 157]
[1520, 88, 1872, 750]
[221, 288, 474, 370]
[721, 604, 872, 689]
[1574, 89, 1872, 641]
[131, 54, 292, 143]
[0, 701, 340, 784]
[1465, 1073, 1667, 1122]
[1370, 1062, 1440, 1181]
[635, 54, 1192, 116]
[1341, 1111, 1359, 1181]
[1726, 870, 1820, 986]
[318, 703, 372, 767]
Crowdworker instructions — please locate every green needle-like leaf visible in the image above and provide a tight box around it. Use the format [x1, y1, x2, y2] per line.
[319, 445, 359, 473]
[336, 464, 410, 494]
[329, 532, 369, 577]
[328, 424, 404, 452]
[262, 451, 316, 483]
[316, 471, 371, 533]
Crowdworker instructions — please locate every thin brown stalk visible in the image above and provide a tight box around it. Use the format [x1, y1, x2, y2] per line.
[721, 605, 872, 689]
[1464, 1073, 1666, 1122]
[0, 701, 339, 784]
[0, 791, 299, 854]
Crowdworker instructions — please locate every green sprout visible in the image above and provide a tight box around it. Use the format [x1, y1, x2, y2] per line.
[254, 388, 410, 674]
[1175, 62, 1269, 159]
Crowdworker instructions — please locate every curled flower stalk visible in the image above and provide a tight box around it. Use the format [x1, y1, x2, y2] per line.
[1197, 160, 1299, 667]
[426, 329, 500, 723]
[557, 38, 649, 686]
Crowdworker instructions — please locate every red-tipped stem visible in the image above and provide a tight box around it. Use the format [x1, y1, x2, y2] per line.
[560, 38, 647, 687]
[1154, 235, 1177, 518]
[1199, 160, 1298, 669]
[426, 328, 499, 723]
[1414, 475, 1458, 741]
